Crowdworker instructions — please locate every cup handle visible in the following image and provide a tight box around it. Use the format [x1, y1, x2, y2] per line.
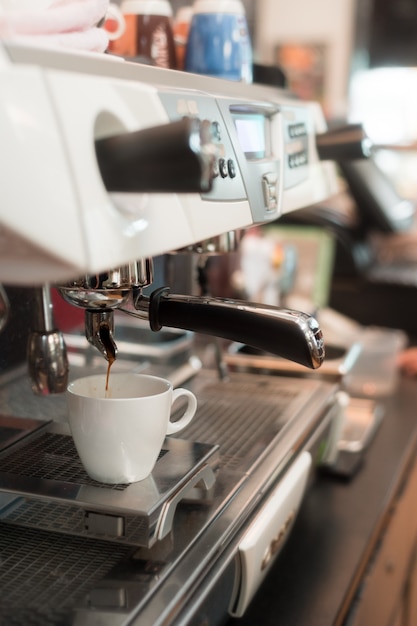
[166, 388, 197, 435]
[103, 3, 126, 41]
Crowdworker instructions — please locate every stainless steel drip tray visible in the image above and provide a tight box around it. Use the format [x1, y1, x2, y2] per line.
[0, 370, 335, 555]
[0, 372, 338, 626]
[0, 418, 218, 548]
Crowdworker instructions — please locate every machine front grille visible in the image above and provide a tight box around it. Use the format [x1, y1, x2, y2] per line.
[176, 377, 299, 470]
[0, 522, 132, 625]
[0, 431, 165, 490]
[2, 500, 151, 545]
[0, 372, 324, 624]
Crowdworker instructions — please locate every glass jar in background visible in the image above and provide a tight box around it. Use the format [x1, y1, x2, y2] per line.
[184, 0, 253, 83]
[343, 327, 407, 398]
[109, 0, 177, 69]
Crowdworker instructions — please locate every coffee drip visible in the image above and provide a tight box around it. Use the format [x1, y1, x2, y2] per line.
[99, 322, 117, 392]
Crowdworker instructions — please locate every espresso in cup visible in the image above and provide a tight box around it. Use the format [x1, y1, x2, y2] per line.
[109, 0, 177, 69]
[66, 372, 197, 484]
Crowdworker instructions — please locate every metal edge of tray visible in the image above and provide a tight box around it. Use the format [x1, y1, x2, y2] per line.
[224, 341, 363, 378]
[0, 420, 219, 519]
[124, 377, 340, 625]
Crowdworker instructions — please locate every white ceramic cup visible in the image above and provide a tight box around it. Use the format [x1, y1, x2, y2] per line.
[67, 372, 197, 484]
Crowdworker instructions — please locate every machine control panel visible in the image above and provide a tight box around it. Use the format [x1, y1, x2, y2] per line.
[159, 91, 282, 224]
[262, 172, 279, 211]
[282, 106, 311, 189]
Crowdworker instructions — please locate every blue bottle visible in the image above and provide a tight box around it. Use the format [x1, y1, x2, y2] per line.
[185, 0, 253, 83]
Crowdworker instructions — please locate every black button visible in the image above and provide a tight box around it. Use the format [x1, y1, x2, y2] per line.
[227, 159, 236, 178]
[219, 158, 228, 178]
[211, 121, 222, 141]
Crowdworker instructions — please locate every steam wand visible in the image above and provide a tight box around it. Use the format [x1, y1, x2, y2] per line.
[27, 285, 69, 395]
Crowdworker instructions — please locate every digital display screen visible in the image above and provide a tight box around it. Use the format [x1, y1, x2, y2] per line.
[232, 112, 267, 160]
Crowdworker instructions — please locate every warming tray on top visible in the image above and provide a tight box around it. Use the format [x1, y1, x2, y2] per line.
[0, 417, 218, 548]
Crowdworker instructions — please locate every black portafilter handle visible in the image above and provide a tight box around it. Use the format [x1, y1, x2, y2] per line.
[95, 117, 216, 193]
[316, 123, 373, 161]
[144, 287, 324, 370]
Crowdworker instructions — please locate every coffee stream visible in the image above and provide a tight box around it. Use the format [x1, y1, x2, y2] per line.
[99, 323, 117, 393]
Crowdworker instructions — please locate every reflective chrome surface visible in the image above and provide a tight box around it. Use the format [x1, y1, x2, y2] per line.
[58, 261, 154, 360]
[58, 261, 153, 310]
[27, 330, 69, 395]
[84, 310, 117, 363]
[0, 364, 338, 626]
[176, 230, 244, 255]
[27, 286, 69, 395]
[0, 422, 218, 547]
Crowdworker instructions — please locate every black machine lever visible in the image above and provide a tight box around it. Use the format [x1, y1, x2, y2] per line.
[316, 123, 373, 161]
[95, 117, 217, 193]
[128, 287, 325, 370]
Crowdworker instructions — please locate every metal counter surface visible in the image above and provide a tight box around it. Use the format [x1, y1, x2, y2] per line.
[227, 376, 417, 626]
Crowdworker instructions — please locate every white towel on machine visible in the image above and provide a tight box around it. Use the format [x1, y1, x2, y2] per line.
[0, 0, 110, 52]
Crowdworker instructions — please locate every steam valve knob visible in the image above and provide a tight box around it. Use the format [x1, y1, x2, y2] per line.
[95, 117, 217, 194]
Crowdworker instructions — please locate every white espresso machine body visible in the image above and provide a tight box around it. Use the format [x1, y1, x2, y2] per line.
[0, 42, 338, 285]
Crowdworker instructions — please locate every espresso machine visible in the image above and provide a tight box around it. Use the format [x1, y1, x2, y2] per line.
[0, 41, 365, 625]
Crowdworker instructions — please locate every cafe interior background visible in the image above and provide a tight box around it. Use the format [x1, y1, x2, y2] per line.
[4, 0, 417, 625]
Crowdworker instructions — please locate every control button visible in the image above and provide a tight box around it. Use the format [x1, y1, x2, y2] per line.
[262, 172, 278, 211]
[218, 158, 228, 178]
[227, 159, 236, 178]
[288, 122, 307, 138]
[288, 151, 308, 168]
[211, 121, 222, 141]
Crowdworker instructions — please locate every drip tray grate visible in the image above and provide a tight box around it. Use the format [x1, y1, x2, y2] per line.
[0, 521, 132, 625]
[0, 423, 218, 547]
[0, 372, 328, 549]
[0, 431, 167, 490]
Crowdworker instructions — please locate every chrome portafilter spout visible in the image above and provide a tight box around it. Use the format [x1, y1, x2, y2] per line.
[84, 310, 117, 363]
[27, 285, 69, 395]
[58, 259, 154, 363]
